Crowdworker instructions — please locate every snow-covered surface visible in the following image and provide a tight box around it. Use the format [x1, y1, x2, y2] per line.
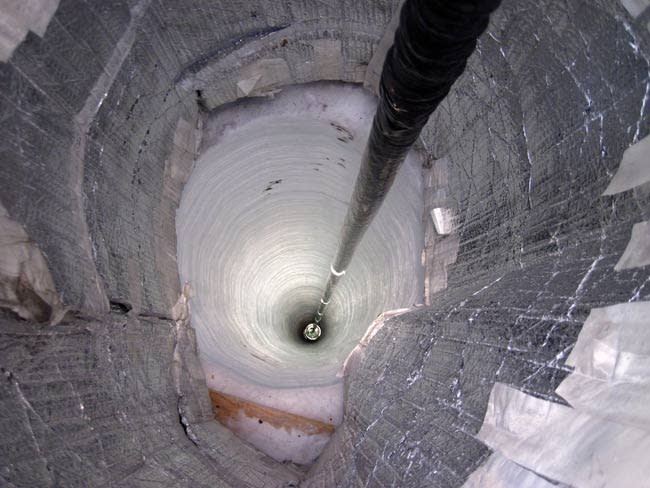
[202, 335, 340, 464]
[203, 358, 344, 425]
[220, 409, 331, 465]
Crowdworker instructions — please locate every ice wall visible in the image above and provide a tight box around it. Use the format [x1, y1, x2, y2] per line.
[305, 0, 650, 486]
[1, 0, 650, 487]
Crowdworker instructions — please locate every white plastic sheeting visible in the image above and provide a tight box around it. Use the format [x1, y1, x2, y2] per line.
[473, 301, 650, 488]
[615, 220, 650, 271]
[0, 202, 66, 323]
[467, 111, 650, 488]
[603, 134, 650, 195]
[463, 453, 563, 488]
[0, 0, 60, 61]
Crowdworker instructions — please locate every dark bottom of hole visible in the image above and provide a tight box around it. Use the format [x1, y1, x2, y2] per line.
[297, 318, 325, 343]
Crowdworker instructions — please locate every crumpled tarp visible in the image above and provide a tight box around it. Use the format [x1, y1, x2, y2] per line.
[603, 134, 650, 195]
[0, 202, 65, 323]
[473, 301, 650, 488]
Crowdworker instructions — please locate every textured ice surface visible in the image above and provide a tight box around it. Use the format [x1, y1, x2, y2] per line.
[177, 83, 424, 388]
[3, 0, 650, 485]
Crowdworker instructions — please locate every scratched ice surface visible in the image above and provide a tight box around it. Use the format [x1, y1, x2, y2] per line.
[1, 0, 650, 487]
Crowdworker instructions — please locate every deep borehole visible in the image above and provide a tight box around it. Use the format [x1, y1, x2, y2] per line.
[177, 83, 425, 389]
[2, 0, 649, 485]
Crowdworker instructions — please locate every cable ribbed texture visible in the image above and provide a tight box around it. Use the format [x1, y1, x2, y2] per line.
[315, 0, 501, 322]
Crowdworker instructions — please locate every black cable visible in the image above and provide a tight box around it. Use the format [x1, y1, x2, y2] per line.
[311, 0, 501, 331]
